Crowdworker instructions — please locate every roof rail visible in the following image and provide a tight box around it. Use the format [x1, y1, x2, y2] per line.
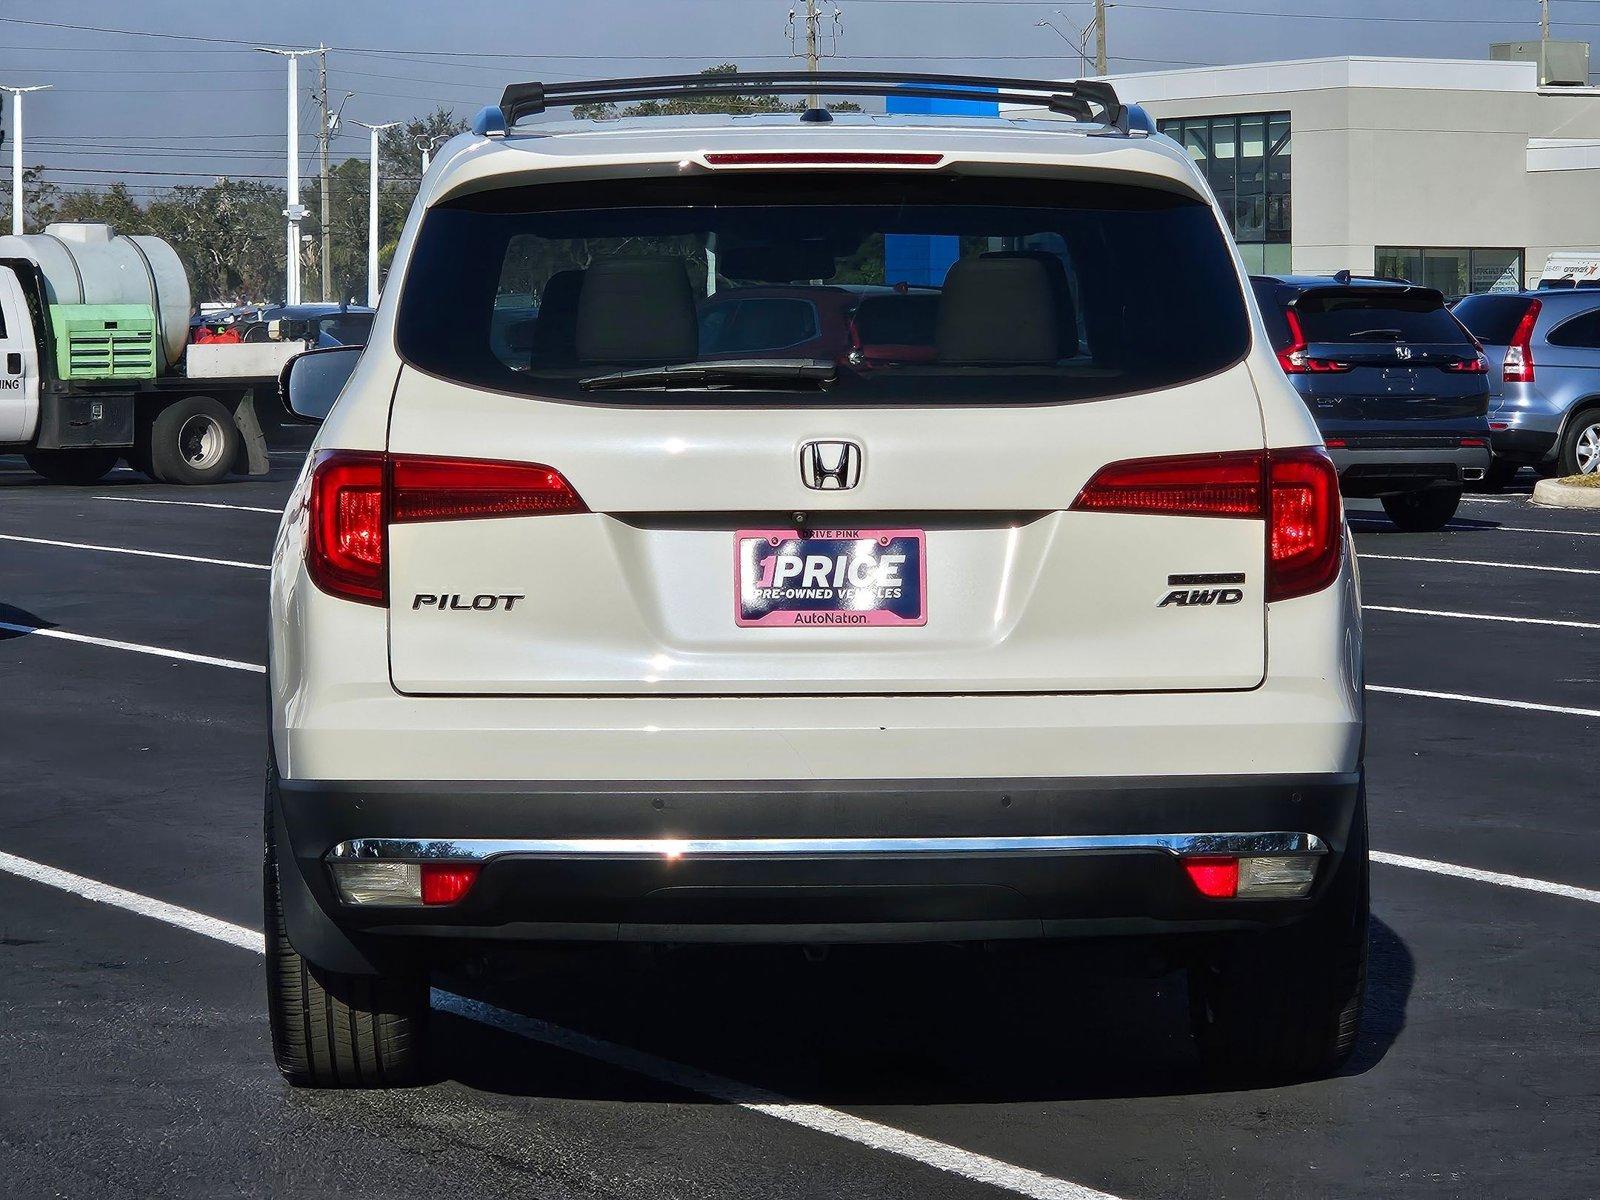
[480, 71, 1125, 133]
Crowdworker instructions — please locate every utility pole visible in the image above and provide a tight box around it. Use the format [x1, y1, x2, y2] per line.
[1095, 0, 1108, 76]
[790, 2, 841, 109]
[1, 84, 51, 236]
[257, 46, 324, 306]
[1541, 0, 1551, 41]
[355, 121, 398, 308]
[316, 53, 331, 303]
[804, 0, 821, 109]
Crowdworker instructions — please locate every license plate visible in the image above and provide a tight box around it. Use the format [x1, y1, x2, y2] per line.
[735, 528, 926, 627]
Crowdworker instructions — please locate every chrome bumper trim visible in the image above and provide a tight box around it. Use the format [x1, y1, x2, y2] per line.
[326, 831, 1328, 862]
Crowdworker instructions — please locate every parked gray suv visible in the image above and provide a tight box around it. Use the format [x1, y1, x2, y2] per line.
[1454, 289, 1600, 486]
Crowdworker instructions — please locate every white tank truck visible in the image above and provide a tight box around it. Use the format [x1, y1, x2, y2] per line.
[0, 222, 318, 484]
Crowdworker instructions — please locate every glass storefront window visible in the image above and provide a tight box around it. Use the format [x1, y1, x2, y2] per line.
[1160, 111, 1290, 272]
[1375, 247, 1525, 301]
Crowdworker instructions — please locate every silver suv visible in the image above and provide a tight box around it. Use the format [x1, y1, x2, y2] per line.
[1455, 289, 1600, 483]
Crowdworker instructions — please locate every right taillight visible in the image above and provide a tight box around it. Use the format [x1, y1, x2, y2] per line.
[1266, 447, 1342, 602]
[1072, 447, 1343, 603]
[306, 451, 587, 607]
[1504, 299, 1541, 384]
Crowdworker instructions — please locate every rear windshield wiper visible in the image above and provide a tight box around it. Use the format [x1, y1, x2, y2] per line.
[580, 358, 837, 392]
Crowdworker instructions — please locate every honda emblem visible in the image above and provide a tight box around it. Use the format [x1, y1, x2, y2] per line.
[799, 440, 863, 490]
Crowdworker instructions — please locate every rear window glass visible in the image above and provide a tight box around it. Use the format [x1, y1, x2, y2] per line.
[1294, 290, 1470, 346]
[395, 174, 1250, 404]
[1454, 294, 1540, 346]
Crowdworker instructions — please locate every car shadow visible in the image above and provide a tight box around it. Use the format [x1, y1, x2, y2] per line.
[424, 917, 1413, 1105]
[0, 603, 55, 640]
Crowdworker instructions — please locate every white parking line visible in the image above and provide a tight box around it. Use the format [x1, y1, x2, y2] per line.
[91, 495, 283, 515]
[0, 850, 265, 952]
[1350, 518, 1600, 539]
[1358, 552, 1600, 576]
[1372, 851, 1600, 906]
[0, 848, 1121, 1200]
[1367, 684, 1600, 719]
[0, 619, 266, 674]
[1364, 605, 1600, 631]
[0, 532, 268, 571]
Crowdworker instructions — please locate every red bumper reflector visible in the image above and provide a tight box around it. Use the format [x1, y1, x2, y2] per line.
[1489, 422, 1509, 432]
[420, 863, 480, 906]
[1460, 437, 1487, 447]
[1183, 857, 1240, 899]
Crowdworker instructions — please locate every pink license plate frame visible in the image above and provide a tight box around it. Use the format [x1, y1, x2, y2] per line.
[734, 528, 927, 628]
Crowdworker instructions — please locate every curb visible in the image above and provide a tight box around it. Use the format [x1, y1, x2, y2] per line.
[1532, 478, 1600, 509]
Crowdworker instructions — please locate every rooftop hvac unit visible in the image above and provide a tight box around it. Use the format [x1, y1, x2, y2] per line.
[1491, 39, 1591, 87]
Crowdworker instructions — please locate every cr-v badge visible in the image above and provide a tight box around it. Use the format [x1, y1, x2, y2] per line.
[799, 440, 863, 490]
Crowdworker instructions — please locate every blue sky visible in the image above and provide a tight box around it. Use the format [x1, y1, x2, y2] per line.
[0, 0, 1584, 190]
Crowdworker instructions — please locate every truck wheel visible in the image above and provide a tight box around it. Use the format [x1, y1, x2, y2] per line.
[1189, 797, 1369, 1082]
[23, 449, 120, 485]
[146, 396, 242, 485]
[265, 768, 428, 1088]
[1381, 487, 1461, 532]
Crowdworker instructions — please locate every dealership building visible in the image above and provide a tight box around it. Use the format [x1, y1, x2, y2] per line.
[1083, 52, 1600, 296]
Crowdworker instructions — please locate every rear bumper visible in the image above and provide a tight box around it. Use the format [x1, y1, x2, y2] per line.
[1327, 440, 1491, 496]
[1489, 427, 1558, 464]
[272, 773, 1363, 972]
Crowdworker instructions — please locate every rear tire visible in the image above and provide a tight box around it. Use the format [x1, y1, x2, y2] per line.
[1188, 801, 1369, 1083]
[1557, 407, 1600, 477]
[1381, 486, 1461, 531]
[23, 448, 119, 485]
[264, 767, 428, 1088]
[145, 396, 241, 485]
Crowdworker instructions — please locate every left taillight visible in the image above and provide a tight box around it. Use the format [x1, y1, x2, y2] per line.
[1072, 447, 1343, 603]
[308, 450, 388, 606]
[307, 451, 588, 606]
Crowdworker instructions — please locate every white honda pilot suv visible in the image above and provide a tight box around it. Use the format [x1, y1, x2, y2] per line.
[267, 73, 1367, 1088]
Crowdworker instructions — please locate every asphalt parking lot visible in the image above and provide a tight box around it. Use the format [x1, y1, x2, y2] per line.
[1, 455, 1596, 1200]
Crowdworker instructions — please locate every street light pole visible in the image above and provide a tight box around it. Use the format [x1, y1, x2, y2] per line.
[1, 84, 52, 236]
[256, 46, 325, 306]
[419, 133, 447, 176]
[1035, 5, 1113, 77]
[355, 121, 398, 308]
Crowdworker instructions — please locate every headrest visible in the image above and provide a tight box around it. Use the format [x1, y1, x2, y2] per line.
[936, 257, 1059, 365]
[576, 257, 698, 365]
[980, 250, 1079, 358]
[527, 268, 585, 365]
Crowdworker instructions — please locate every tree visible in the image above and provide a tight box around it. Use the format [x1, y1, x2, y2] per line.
[573, 63, 860, 120]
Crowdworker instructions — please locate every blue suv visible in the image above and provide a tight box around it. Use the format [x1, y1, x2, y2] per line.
[1252, 275, 1492, 530]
